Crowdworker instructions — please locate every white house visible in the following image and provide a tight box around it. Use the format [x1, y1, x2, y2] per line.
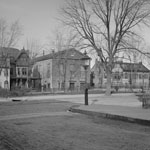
[0, 58, 10, 89]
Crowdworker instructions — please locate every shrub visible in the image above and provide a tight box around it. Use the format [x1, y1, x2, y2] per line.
[10, 87, 32, 97]
[0, 88, 10, 97]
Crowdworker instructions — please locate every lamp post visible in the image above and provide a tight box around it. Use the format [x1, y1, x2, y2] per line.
[82, 51, 90, 105]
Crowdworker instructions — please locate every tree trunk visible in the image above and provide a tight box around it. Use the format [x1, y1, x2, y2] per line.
[105, 70, 112, 96]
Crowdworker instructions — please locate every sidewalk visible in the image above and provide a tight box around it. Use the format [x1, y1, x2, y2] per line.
[66, 93, 150, 126]
[70, 102, 150, 126]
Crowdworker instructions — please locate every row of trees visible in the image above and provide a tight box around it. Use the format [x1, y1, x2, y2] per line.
[0, 18, 22, 48]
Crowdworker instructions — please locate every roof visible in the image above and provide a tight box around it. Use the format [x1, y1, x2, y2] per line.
[15, 48, 29, 60]
[0, 47, 20, 59]
[0, 47, 30, 64]
[92, 60, 150, 73]
[119, 62, 150, 73]
[34, 48, 91, 62]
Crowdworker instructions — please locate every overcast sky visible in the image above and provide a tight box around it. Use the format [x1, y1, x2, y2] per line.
[0, 0, 150, 52]
[0, 0, 65, 49]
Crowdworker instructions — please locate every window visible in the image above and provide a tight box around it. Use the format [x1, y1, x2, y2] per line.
[80, 66, 85, 78]
[113, 73, 121, 80]
[139, 74, 142, 79]
[132, 73, 136, 79]
[58, 81, 60, 89]
[47, 63, 50, 78]
[124, 72, 128, 79]
[17, 68, 20, 76]
[61, 82, 65, 90]
[60, 64, 64, 75]
[143, 73, 148, 79]
[47, 69, 50, 78]
[70, 82, 75, 90]
[10, 68, 13, 75]
[70, 64, 75, 72]
[4, 80, 8, 89]
[4, 69, 8, 76]
[22, 68, 27, 75]
[80, 66, 84, 72]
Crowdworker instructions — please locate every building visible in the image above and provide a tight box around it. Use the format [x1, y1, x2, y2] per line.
[0, 47, 39, 90]
[91, 60, 150, 89]
[0, 57, 10, 89]
[33, 48, 91, 91]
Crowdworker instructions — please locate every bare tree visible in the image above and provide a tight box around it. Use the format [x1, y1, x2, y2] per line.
[62, 0, 150, 95]
[25, 38, 43, 59]
[49, 28, 83, 52]
[0, 18, 22, 48]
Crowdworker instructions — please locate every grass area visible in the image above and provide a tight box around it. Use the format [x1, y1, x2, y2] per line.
[0, 101, 150, 150]
[0, 114, 150, 150]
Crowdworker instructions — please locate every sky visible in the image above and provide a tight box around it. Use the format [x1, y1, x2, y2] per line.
[0, 0, 65, 50]
[1, 0, 150, 58]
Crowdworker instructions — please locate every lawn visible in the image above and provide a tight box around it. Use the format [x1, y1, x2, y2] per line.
[0, 109, 150, 150]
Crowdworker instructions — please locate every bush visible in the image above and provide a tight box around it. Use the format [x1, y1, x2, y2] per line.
[0, 88, 10, 97]
[10, 87, 32, 97]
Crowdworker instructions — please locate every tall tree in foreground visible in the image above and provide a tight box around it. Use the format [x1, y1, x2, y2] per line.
[0, 18, 22, 48]
[62, 0, 150, 95]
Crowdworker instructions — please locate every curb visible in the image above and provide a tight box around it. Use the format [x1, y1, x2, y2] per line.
[69, 106, 150, 126]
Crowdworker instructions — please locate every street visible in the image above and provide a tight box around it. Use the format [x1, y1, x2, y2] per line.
[0, 99, 150, 150]
[8, 93, 141, 107]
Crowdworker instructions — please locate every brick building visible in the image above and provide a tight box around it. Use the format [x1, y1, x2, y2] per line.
[33, 48, 91, 91]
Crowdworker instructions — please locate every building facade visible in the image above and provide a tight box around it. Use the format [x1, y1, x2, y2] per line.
[10, 48, 30, 89]
[33, 48, 91, 91]
[0, 58, 10, 89]
[0, 47, 39, 90]
[91, 60, 150, 89]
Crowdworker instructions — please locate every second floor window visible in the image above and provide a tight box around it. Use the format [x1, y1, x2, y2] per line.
[22, 68, 27, 75]
[60, 64, 64, 75]
[4, 69, 8, 77]
[17, 68, 20, 76]
[124, 72, 128, 79]
[10, 68, 13, 75]
[70, 64, 75, 72]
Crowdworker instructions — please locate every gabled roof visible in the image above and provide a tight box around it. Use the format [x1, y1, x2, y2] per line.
[15, 48, 29, 60]
[0, 47, 20, 59]
[34, 48, 91, 62]
[0, 47, 30, 64]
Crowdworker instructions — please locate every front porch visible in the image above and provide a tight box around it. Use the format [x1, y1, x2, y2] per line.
[10, 77, 41, 90]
